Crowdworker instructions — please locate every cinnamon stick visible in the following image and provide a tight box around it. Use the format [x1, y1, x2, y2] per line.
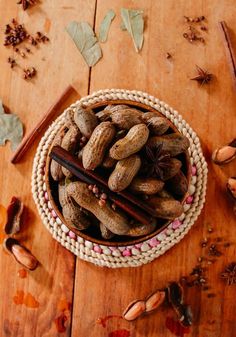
[11, 85, 76, 164]
[50, 146, 157, 225]
[219, 21, 236, 89]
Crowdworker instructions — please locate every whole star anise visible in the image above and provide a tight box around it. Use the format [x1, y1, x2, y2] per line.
[191, 65, 213, 85]
[17, 0, 36, 10]
[220, 262, 236, 285]
[141, 143, 172, 180]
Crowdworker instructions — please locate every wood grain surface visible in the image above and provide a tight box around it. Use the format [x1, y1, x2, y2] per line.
[0, 1, 236, 337]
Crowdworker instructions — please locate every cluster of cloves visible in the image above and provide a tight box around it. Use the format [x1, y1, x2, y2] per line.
[3, 196, 38, 271]
[183, 15, 207, 44]
[123, 282, 192, 328]
[212, 139, 236, 214]
[3, 18, 49, 80]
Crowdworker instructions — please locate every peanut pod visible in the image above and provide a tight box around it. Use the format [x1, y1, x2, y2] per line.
[157, 189, 174, 199]
[66, 182, 130, 235]
[129, 177, 164, 195]
[145, 290, 166, 312]
[50, 128, 67, 181]
[126, 222, 156, 237]
[110, 124, 149, 160]
[100, 222, 115, 239]
[147, 116, 170, 135]
[62, 197, 90, 231]
[123, 300, 146, 321]
[4, 238, 38, 270]
[82, 122, 116, 170]
[108, 155, 141, 192]
[147, 133, 190, 156]
[166, 171, 188, 197]
[74, 106, 98, 138]
[104, 104, 129, 113]
[61, 125, 81, 177]
[141, 111, 158, 122]
[212, 140, 236, 165]
[102, 153, 117, 168]
[111, 108, 143, 129]
[149, 197, 184, 219]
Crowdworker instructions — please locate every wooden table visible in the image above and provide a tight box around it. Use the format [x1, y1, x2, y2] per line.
[0, 1, 236, 336]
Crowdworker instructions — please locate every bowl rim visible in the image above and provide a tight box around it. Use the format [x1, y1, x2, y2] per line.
[45, 99, 191, 247]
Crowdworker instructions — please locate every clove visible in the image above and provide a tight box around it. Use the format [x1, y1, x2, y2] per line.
[4, 238, 38, 270]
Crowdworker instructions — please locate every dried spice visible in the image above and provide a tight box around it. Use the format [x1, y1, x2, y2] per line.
[227, 177, 236, 200]
[142, 143, 172, 180]
[23, 67, 37, 80]
[184, 15, 205, 23]
[183, 16, 207, 44]
[191, 65, 213, 85]
[99, 9, 116, 43]
[4, 20, 28, 47]
[7, 57, 17, 68]
[0, 100, 24, 151]
[5, 197, 24, 235]
[66, 21, 102, 67]
[17, 0, 37, 10]
[120, 8, 144, 52]
[221, 262, 236, 285]
[4, 238, 38, 270]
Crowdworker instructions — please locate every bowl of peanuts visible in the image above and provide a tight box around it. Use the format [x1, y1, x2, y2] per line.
[44, 97, 192, 247]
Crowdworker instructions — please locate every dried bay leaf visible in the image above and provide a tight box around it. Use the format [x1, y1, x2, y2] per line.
[120, 8, 144, 52]
[66, 21, 102, 67]
[99, 9, 116, 43]
[0, 100, 23, 151]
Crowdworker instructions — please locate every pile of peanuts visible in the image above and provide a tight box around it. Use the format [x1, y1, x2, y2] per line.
[50, 104, 190, 240]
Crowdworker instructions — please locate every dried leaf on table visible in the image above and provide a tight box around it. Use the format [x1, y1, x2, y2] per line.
[120, 8, 144, 52]
[0, 100, 24, 151]
[66, 21, 102, 67]
[99, 9, 116, 43]
[120, 21, 127, 31]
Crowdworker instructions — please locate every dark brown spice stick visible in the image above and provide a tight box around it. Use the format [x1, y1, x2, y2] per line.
[11, 85, 76, 164]
[50, 146, 157, 225]
[219, 21, 236, 88]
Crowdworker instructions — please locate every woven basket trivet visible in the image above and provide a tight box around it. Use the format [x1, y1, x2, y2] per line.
[32, 89, 208, 268]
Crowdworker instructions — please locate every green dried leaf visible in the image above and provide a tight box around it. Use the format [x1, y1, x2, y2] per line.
[120, 8, 144, 52]
[0, 100, 23, 151]
[120, 21, 127, 31]
[99, 9, 116, 43]
[66, 21, 102, 67]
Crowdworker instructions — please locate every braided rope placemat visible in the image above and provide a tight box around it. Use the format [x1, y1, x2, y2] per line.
[31, 89, 208, 268]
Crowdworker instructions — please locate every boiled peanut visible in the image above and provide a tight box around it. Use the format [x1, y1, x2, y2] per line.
[149, 197, 184, 219]
[166, 171, 188, 197]
[50, 128, 67, 181]
[65, 109, 76, 127]
[4, 238, 38, 270]
[147, 116, 170, 135]
[157, 189, 174, 199]
[145, 291, 166, 312]
[104, 104, 129, 113]
[123, 300, 146, 321]
[110, 124, 149, 160]
[129, 177, 164, 195]
[102, 153, 117, 168]
[108, 155, 141, 192]
[66, 182, 130, 235]
[111, 108, 143, 129]
[61, 125, 81, 177]
[126, 222, 156, 237]
[95, 109, 112, 121]
[212, 144, 236, 165]
[100, 222, 115, 239]
[62, 197, 90, 230]
[147, 133, 190, 156]
[161, 158, 182, 181]
[58, 181, 67, 207]
[141, 111, 158, 122]
[74, 106, 98, 138]
[82, 122, 116, 170]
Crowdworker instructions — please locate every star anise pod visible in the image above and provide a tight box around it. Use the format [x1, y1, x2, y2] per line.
[141, 143, 172, 180]
[191, 65, 213, 85]
[220, 262, 236, 285]
[17, 0, 36, 10]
